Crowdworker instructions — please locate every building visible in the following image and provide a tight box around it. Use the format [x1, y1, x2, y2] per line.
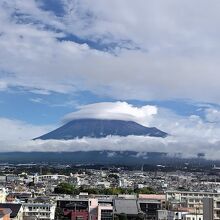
[0, 176, 6, 185]
[0, 208, 11, 220]
[114, 199, 139, 219]
[0, 203, 23, 220]
[34, 175, 68, 183]
[0, 189, 7, 203]
[166, 190, 220, 215]
[22, 197, 56, 220]
[56, 195, 165, 220]
[182, 213, 203, 220]
[138, 199, 162, 220]
[167, 211, 203, 220]
[203, 197, 220, 220]
[139, 194, 166, 210]
[57, 198, 96, 220]
[157, 210, 168, 220]
[97, 204, 113, 220]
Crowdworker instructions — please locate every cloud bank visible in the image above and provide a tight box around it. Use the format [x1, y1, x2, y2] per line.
[1, 102, 220, 160]
[1, 1, 220, 102]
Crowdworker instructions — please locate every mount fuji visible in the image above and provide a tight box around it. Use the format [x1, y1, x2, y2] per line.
[34, 118, 167, 140]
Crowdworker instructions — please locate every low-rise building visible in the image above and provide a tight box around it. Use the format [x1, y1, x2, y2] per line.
[57, 198, 94, 220]
[167, 211, 203, 220]
[22, 197, 56, 220]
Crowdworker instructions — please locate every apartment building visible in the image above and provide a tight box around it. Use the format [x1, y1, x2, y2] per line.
[22, 197, 56, 220]
[203, 197, 220, 220]
[97, 204, 113, 220]
[166, 191, 220, 215]
[34, 175, 68, 183]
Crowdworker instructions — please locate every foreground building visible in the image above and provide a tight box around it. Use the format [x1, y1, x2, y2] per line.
[166, 190, 220, 215]
[22, 197, 56, 220]
[56, 195, 164, 220]
[203, 197, 220, 220]
[97, 204, 113, 220]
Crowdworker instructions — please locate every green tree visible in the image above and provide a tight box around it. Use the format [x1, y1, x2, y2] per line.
[54, 182, 75, 194]
[134, 187, 156, 194]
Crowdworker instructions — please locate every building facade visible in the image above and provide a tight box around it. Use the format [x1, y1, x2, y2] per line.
[203, 197, 220, 220]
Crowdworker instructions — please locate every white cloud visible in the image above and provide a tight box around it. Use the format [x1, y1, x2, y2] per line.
[2, 1, 220, 159]
[5, 134, 220, 160]
[1, 1, 220, 102]
[29, 98, 44, 104]
[0, 118, 53, 143]
[1, 101, 220, 159]
[0, 81, 7, 91]
[62, 101, 220, 144]
[205, 108, 220, 123]
[63, 102, 157, 126]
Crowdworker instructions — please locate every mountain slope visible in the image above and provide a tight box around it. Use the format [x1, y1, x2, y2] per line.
[34, 119, 167, 140]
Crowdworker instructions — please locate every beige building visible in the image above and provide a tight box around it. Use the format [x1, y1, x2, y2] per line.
[166, 191, 220, 215]
[97, 203, 113, 220]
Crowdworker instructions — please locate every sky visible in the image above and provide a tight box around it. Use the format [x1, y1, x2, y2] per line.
[1, 0, 220, 159]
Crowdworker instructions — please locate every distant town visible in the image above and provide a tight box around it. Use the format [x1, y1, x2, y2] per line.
[0, 162, 219, 219]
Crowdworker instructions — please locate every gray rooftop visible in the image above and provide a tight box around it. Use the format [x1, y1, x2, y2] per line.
[114, 199, 139, 215]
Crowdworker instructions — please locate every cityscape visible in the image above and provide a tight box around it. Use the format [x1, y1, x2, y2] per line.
[0, 162, 220, 219]
[1, 0, 220, 219]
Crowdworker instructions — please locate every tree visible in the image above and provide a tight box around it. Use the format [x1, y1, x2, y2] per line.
[54, 182, 75, 194]
[134, 187, 156, 194]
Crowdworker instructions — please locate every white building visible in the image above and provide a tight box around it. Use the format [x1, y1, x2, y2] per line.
[0, 188, 7, 203]
[22, 198, 56, 220]
[169, 211, 203, 220]
[34, 175, 68, 183]
[96, 181, 111, 189]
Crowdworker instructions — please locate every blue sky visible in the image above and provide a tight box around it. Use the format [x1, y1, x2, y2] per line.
[0, 87, 212, 125]
[1, 0, 220, 158]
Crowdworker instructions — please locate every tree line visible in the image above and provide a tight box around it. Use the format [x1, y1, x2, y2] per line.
[54, 182, 156, 195]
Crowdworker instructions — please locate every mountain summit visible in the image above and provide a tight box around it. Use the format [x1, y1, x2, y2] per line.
[34, 119, 168, 140]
